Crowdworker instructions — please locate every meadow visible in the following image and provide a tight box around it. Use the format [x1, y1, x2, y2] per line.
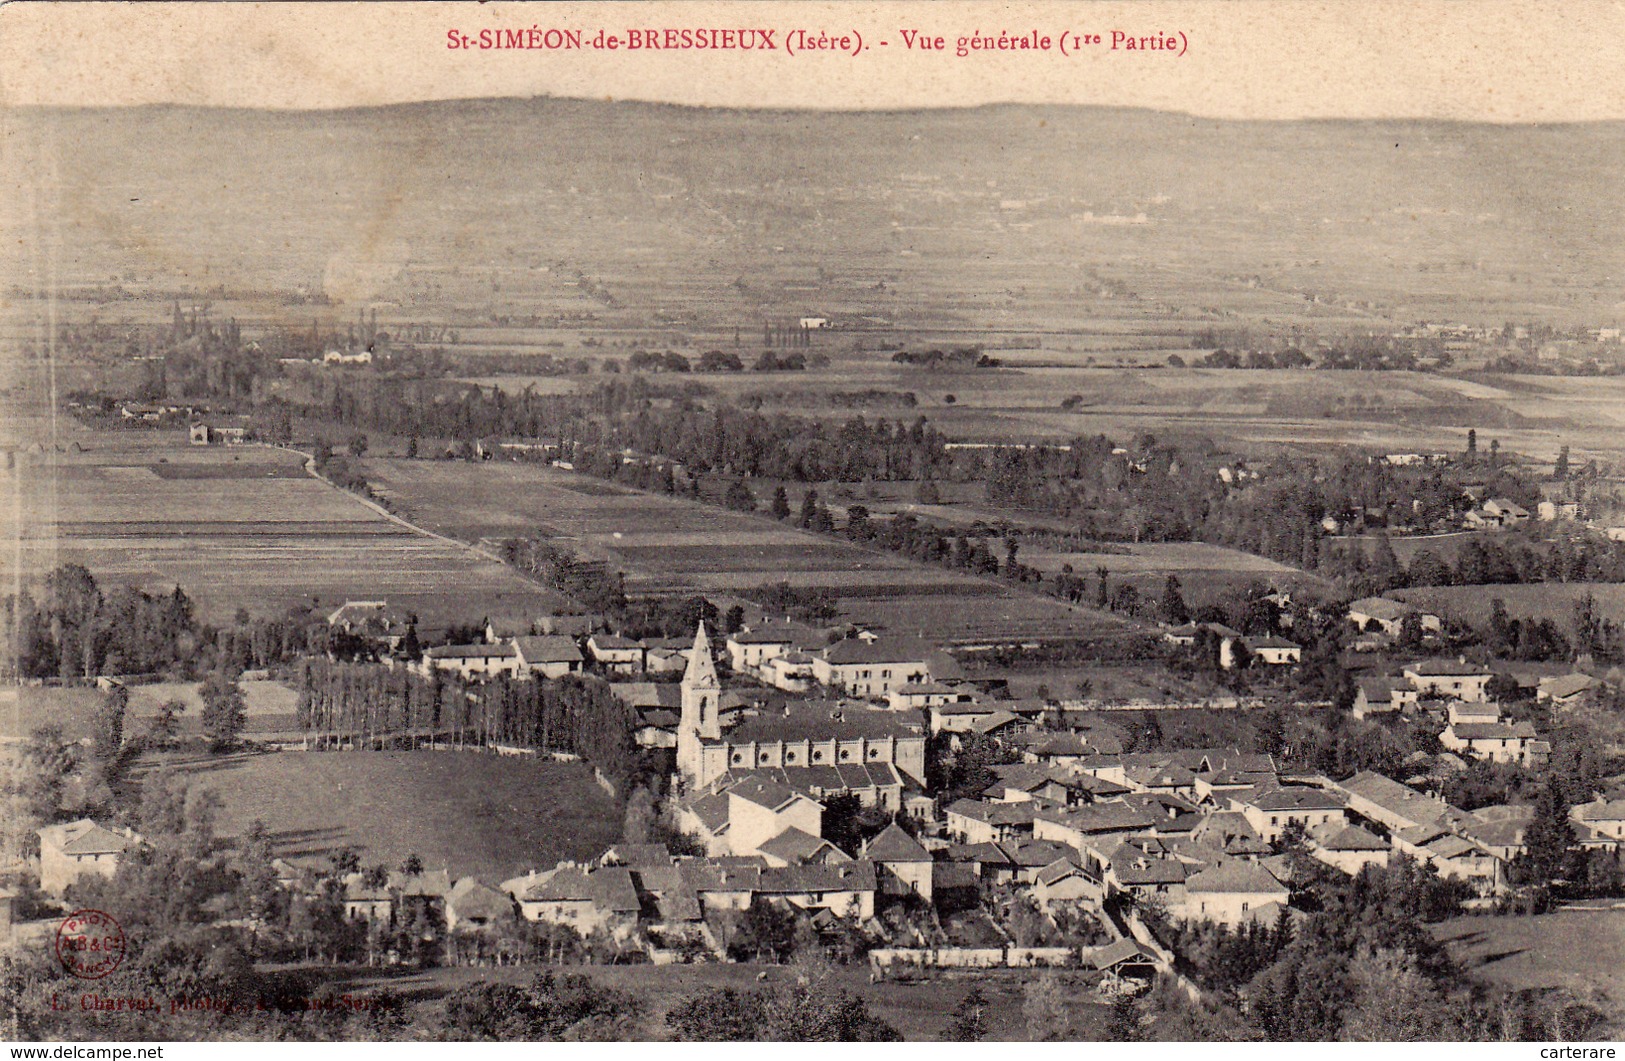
[139, 749, 622, 883]
[1436, 908, 1625, 1028]
[0, 427, 565, 627]
[1394, 582, 1625, 627]
[1, 679, 302, 743]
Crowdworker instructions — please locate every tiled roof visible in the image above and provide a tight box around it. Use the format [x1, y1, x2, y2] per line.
[722, 762, 904, 793]
[1449, 722, 1537, 741]
[864, 823, 931, 863]
[40, 819, 139, 857]
[1407, 659, 1491, 677]
[946, 799, 1040, 828]
[1113, 858, 1188, 885]
[519, 866, 640, 912]
[1035, 800, 1162, 835]
[514, 635, 583, 664]
[1001, 839, 1073, 868]
[1310, 823, 1389, 852]
[821, 637, 933, 666]
[447, 877, 518, 920]
[1035, 858, 1084, 886]
[425, 643, 516, 659]
[1185, 862, 1287, 895]
[1348, 597, 1415, 622]
[758, 860, 877, 895]
[728, 775, 822, 813]
[757, 827, 846, 865]
[730, 624, 815, 646]
[725, 704, 923, 743]
[1245, 786, 1346, 813]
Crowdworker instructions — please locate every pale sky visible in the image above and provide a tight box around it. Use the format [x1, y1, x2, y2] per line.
[1, 0, 1623, 121]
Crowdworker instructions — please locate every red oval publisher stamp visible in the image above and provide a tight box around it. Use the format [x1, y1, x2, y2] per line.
[56, 909, 126, 980]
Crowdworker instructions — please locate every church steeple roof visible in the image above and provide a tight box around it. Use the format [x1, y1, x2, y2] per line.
[682, 622, 719, 690]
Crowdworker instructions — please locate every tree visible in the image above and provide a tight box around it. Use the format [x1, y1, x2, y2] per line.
[1554, 445, 1570, 481]
[150, 698, 183, 746]
[1511, 778, 1578, 890]
[348, 432, 369, 457]
[798, 488, 820, 529]
[400, 853, 424, 877]
[724, 479, 756, 513]
[405, 436, 419, 459]
[947, 987, 990, 1041]
[770, 485, 791, 521]
[92, 683, 129, 762]
[200, 671, 247, 752]
[1466, 428, 1478, 461]
[1160, 575, 1190, 625]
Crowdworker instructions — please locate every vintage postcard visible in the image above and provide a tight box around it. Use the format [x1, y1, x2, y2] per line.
[2, 0, 1624, 1046]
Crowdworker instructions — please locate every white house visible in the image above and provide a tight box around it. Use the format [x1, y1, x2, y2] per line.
[1440, 720, 1540, 765]
[1404, 659, 1494, 702]
[513, 635, 584, 678]
[37, 820, 143, 897]
[1178, 862, 1289, 927]
[1348, 597, 1441, 637]
[1245, 636, 1302, 666]
[587, 634, 646, 675]
[422, 642, 521, 680]
[726, 776, 824, 859]
[1234, 786, 1347, 844]
[812, 638, 932, 698]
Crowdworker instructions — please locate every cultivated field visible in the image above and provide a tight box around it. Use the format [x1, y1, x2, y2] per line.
[143, 749, 621, 883]
[360, 457, 1135, 645]
[0, 427, 565, 627]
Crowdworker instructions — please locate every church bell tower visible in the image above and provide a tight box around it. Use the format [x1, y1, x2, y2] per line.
[677, 622, 721, 786]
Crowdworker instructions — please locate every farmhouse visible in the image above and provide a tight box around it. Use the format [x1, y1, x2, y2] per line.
[1404, 659, 1494, 702]
[1347, 597, 1441, 637]
[889, 681, 974, 713]
[513, 635, 585, 678]
[1537, 500, 1580, 521]
[445, 877, 517, 932]
[421, 642, 521, 680]
[1571, 799, 1625, 843]
[1440, 720, 1541, 765]
[1244, 636, 1302, 666]
[811, 637, 932, 698]
[1352, 676, 1419, 719]
[587, 634, 646, 675]
[1233, 786, 1347, 844]
[1308, 822, 1390, 875]
[1537, 672, 1602, 708]
[504, 864, 641, 939]
[725, 624, 812, 673]
[1178, 862, 1289, 927]
[37, 819, 143, 897]
[945, 798, 1043, 846]
[863, 822, 933, 902]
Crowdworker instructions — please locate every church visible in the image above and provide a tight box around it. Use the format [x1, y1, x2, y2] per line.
[675, 624, 928, 810]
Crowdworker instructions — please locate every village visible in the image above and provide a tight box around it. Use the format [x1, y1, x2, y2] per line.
[18, 573, 1624, 1011]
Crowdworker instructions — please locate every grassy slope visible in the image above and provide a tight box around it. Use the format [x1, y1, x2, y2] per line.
[142, 749, 622, 883]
